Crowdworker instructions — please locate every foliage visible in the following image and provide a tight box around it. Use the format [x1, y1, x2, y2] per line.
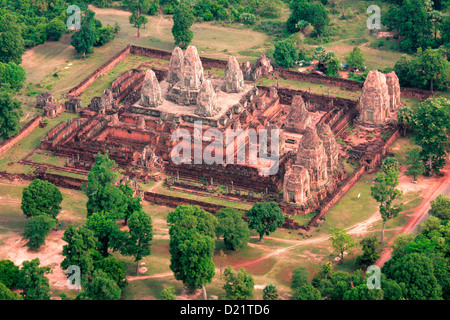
[356, 236, 381, 268]
[397, 106, 413, 136]
[168, 205, 217, 291]
[0, 11, 25, 64]
[273, 39, 298, 68]
[45, 18, 66, 41]
[94, 256, 128, 289]
[294, 284, 322, 300]
[409, 47, 450, 91]
[429, 194, 450, 221]
[405, 148, 426, 180]
[411, 97, 450, 174]
[172, 2, 195, 49]
[161, 286, 177, 300]
[0, 89, 21, 140]
[246, 202, 284, 241]
[343, 284, 384, 300]
[287, 0, 329, 37]
[81, 269, 121, 300]
[262, 284, 279, 300]
[95, 25, 115, 47]
[21, 179, 62, 219]
[0, 260, 20, 289]
[223, 266, 254, 300]
[290, 266, 310, 291]
[0, 282, 22, 300]
[329, 226, 356, 263]
[346, 46, 365, 70]
[85, 211, 122, 257]
[17, 258, 51, 300]
[71, 9, 100, 57]
[0, 62, 26, 90]
[23, 215, 56, 249]
[215, 208, 250, 251]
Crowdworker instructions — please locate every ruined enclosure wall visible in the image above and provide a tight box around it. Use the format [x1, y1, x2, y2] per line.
[400, 87, 434, 101]
[68, 45, 131, 97]
[0, 116, 42, 156]
[144, 191, 226, 212]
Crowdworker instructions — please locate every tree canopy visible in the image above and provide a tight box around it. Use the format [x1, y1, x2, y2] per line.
[246, 202, 284, 241]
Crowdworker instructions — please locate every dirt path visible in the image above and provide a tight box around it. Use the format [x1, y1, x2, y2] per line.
[376, 161, 450, 267]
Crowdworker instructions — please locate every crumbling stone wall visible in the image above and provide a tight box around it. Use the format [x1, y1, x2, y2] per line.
[0, 116, 42, 156]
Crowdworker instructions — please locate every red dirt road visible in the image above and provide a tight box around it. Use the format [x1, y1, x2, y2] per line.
[376, 161, 450, 267]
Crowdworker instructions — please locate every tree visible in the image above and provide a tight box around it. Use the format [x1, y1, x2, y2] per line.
[329, 227, 356, 263]
[429, 194, 450, 221]
[405, 148, 426, 181]
[161, 286, 176, 300]
[17, 258, 51, 300]
[23, 215, 56, 249]
[83, 151, 128, 219]
[371, 160, 403, 244]
[124, 0, 151, 38]
[120, 182, 143, 225]
[409, 47, 450, 92]
[94, 256, 128, 289]
[412, 97, 450, 174]
[85, 211, 122, 257]
[273, 40, 298, 68]
[215, 208, 250, 251]
[325, 56, 342, 77]
[168, 205, 217, 292]
[343, 284, 384, 300]
[82, 269, 121, 300]
[0, 282, 22, 300]
[0, 62, 26, 90]
[0, 12, 25, 64]
[0, 260, 20, 289]
[71, 10, 99, 57]
[122, 210, 153, 275]
[246, 202, 285, 241]
[356, 236, 381, 268]
[346, 46, 365, 70]
[382, 252, 442, 300]
[45, 18, 66, 41]
[21, 179, 62, 219]
[61, 225, 98, 276]
[394, 55, 414, 87]
[397, 106, 413, 136]
[391, 232, 415, 257]
[262, 284, 279, 300]
[286, 0, 311, 34]
[223, 266, 254, 300]
[306, 2, 329, 37]
[172, 2, 195, 49]
[0, 89, 21, 140]
[294, 284, 322, 300]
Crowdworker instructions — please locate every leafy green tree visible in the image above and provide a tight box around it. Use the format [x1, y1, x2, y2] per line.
[246, 202, 284, 241]
[294, 284, 322, 300]
[371, 162, 403, 244]
[124, 0, 150, 38]
[343, 284, 384, 300]
[0, 12, 25, 64]
[71, 10, 99, 57]
[356, 236, 381, 268]
[0, 282, 22, 300]
[262, 284, 279, 300]
[85, 211, 122, 257]
[161, 286, 176, 300]
[429, 194, 450, 221]
[313, 270, 363, 300]
[215, 208, 250, 251]
[0, 260, 20, 288]
[23, 215, 56, 249]
[409, 47, 450, 92]
[412, 97, 450, 174]
[61, 225, 98, 276]
[405, 148, 426, 181]
[273, 40, 298, 68]
[381, 276, 405, 300]
[286, 0, 310, 33]
[17, 258, 51, 300]
[394, 54, 414, 87]
[0, 89, 21, 140]
[120, 182, 143, 225]
[306, 2, 329, 37]
[0, 62, 26, 90]
[21, 179, 62, 219]
[223, 266, 254, 300]
[346, 46, 365, 70]
[397, 106, 413, 136]
[83, 151, 128, 219]
[325, 56, 342, 77]
[256, 0, 281, 19]
[94, 256, 128, 289]
[172, 2, 195, 48]
[391, 232, 415, 258]
[81, 269, 121, 300]
[168, 205, 217, 292]
[95, 25, 115, 47]
[122, 210, 153, 275]
[45, 18, 66, 41]
[382, 252, 442, 300]
[329, 226, 356, 263]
